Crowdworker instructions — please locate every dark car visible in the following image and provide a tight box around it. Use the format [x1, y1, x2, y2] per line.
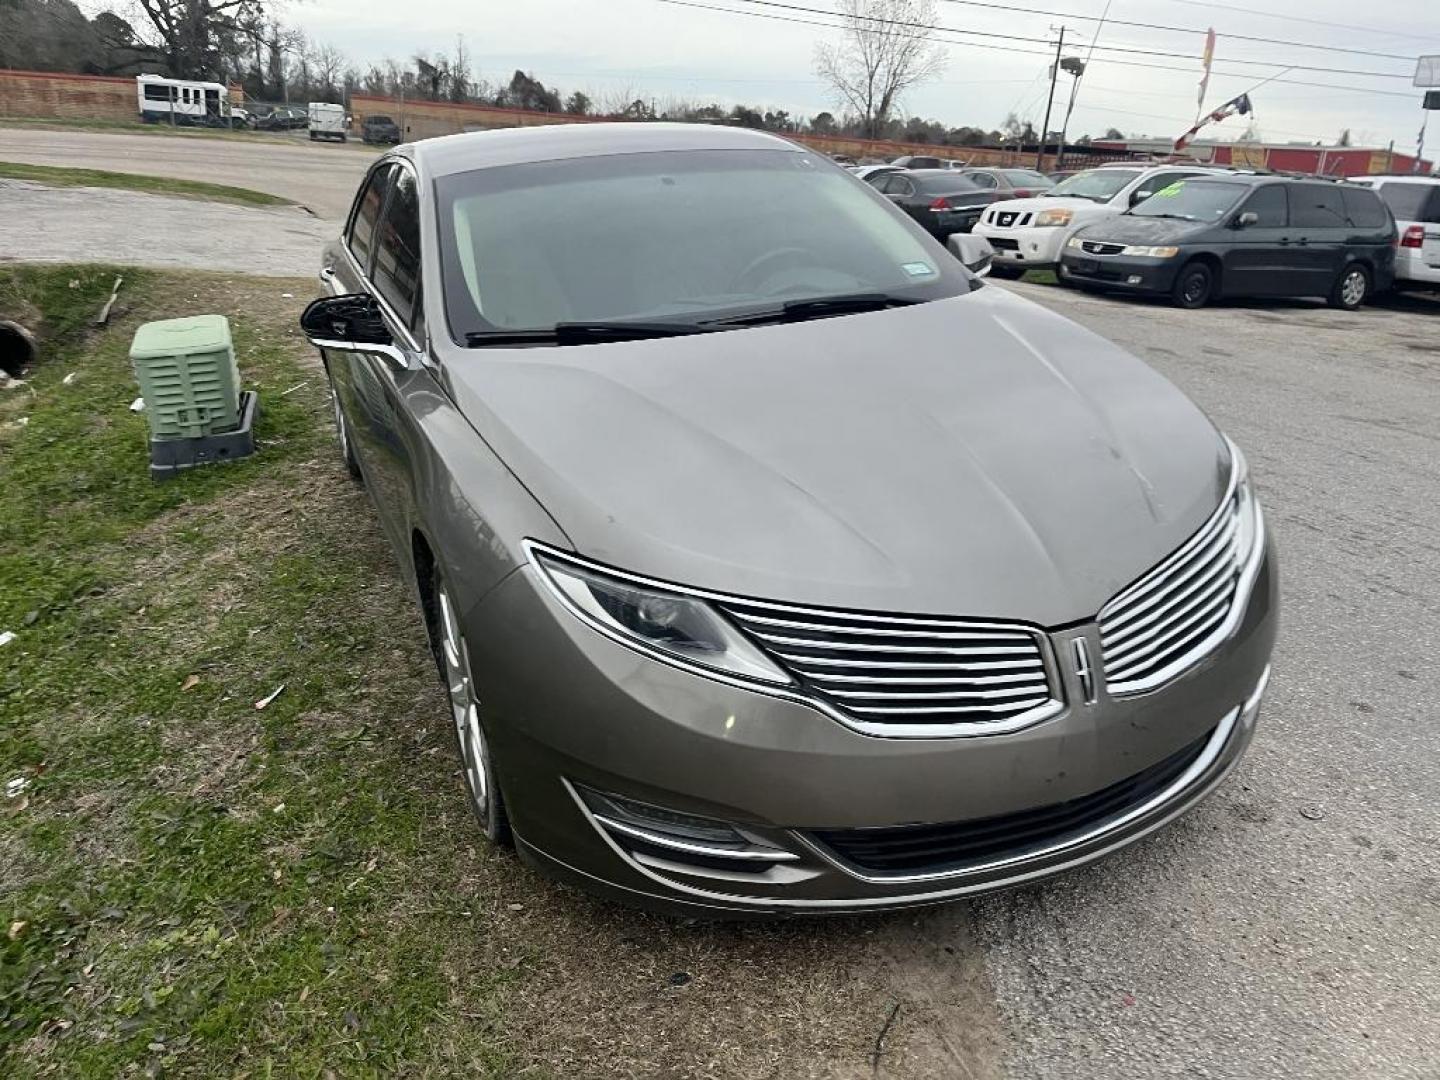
[889, 154, 947, 169]
[258, 105, 308, 131]
[1058, 175, 1395, 309]
[362, 114, 402, 145]
[960, 167, 1057, 199]
[866, 169, 1002, 236]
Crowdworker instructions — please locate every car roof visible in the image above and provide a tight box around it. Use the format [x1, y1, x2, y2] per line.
[411, 122, 799, 177]
[1359, 174, 1440, 184]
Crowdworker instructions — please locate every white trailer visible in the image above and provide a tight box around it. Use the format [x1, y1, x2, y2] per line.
[136, 75, 234, 127]
[308, 102, 348, 142]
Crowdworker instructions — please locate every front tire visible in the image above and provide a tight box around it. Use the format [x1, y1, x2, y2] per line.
[434, 575, 510, 844]
[1171, 260, 1214, 309]
[988, 265, 1024, 280]
[1329, 263, 1370, 310]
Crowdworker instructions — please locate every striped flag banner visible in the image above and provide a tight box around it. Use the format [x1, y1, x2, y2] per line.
[1174, 93, 1253, 152]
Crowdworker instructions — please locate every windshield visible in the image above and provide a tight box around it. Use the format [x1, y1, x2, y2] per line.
[1128, 178, 1244, 221]
[437, 148, 973, 339]
[1001, 169, 1054, 187]
[1047, 168, 1142, 201]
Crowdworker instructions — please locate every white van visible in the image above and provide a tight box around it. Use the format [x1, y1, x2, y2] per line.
[308, 102, 348, 143]
[973, 163, 1241, 278]
[1349, 174, 1440, 288]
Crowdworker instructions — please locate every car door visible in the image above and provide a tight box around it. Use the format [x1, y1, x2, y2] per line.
[345, 164, 429, 548]
[1286, 183, 1348, 295]
[1221, 184, 1292, 297]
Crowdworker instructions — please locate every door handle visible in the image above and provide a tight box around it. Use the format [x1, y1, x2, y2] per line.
[1278, 238, 1291, 245]
[319, 266, 336, 281]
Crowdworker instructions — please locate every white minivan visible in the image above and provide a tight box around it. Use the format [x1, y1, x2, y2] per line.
[1349, 174, 1440, 288]
[973, 163, 1238, 278]
[308, 102, 348, 143]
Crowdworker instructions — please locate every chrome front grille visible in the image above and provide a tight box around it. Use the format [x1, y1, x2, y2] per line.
[1099, 491, 1242, 695]
[1081, 240, 1126, 255]
[716, 600, 1059, 736]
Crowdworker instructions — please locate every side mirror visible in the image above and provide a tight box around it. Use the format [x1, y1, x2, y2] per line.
[1234, 211, 1260, 229]
[1130, 189, 1154, 206]
[300, 294, 411, 369]
[947, 233, 994, 278]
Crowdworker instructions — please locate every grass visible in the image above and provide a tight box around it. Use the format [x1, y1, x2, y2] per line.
[0, 162, 291, 207]
[0, 266, 914, 1078]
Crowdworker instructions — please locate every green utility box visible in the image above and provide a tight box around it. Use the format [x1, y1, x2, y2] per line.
[129, 315, 241, 439]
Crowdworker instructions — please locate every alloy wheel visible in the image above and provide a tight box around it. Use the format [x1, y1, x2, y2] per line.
[1341, 269, 1366, 308]
[438, 586, 494, 831]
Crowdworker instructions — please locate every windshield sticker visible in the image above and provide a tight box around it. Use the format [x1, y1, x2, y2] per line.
[1154, 181, 1187, 198]
[901, 262, 936, 277]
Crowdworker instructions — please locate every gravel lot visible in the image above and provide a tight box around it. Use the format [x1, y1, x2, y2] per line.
[3, 128, 1439, 1077]
[0, 179, 333, 276]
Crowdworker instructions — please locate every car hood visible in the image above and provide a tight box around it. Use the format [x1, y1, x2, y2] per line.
[986, 195, 1115, 215]
[443, 287, 1229, 626]
[1077, 215, 1211, 244]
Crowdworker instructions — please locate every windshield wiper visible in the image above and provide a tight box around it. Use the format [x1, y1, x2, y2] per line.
[1135, 212, 1196, 221]
[708, 293, 921, 328]
[465, 320, 712, 347]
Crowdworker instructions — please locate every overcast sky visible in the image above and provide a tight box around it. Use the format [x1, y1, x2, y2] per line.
[283, 0, 1438, 149]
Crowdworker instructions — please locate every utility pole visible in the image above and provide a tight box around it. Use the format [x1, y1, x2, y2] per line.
[1037, 26, 1065, 170]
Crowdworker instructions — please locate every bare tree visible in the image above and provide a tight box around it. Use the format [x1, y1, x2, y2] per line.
[814, 0, 945, 140]
[450, 34, 472, 102]
[314, 44, 346, 100]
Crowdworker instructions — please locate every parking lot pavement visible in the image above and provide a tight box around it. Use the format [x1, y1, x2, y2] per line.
[0, 180, 333, 276]
[900, 280, 1440, 1079]
[0, 126, 372, 218]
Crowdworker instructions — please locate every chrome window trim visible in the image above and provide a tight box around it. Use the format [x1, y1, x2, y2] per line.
[524, 538, 1065, 740]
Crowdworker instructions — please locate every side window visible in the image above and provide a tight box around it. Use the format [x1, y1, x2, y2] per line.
[1340, 187, 1388, 229]
[889, 176, 915, 196]
[1290, 184, 1347, 229]
[968, 172, 998, 189]
[1239, 185, 1287, 227]
[347, 164, 394, 272]
[373, 168, 422, 327]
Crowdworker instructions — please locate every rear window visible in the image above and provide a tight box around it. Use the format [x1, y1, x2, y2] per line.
[1000, 170, 1053, 186]
[369, 115, 394, 125]
[915, 173, 984, 194]
[1340, 187, 1389, 229]
[1372, 181, 1440, 224]
[1290, 184, 1347, 229]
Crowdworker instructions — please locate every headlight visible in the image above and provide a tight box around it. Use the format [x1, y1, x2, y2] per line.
[1066, 235, 1085, 250]
[1120, 245, 1180, 258]
[1035, 208, 1073, 227]
[1227, 438, 1263, 565]
[529, 546, 791, 684]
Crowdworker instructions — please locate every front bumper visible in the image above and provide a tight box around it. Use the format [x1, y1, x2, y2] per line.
[972, 224, 1070, 270]
[1059, 252, 1182, 293]
[465, 543, 1277, 916]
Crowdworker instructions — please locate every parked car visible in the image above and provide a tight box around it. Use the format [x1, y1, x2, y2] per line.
[229, 106, 257, 130]
[258, 105, 308, 131]
[309, 101, 348, 142]
[362, 114, 403, 145]
[1348, 174, 1440, 289]
[849, 163, 903, 183]
[960, 167, 1056, 199]
[865, 169, 1002, 236]
[974, 163, 1239, 278]
[1058, 174, 1394, 309]
[890, 154, 947, 169]
[299, 123, 1276, 916]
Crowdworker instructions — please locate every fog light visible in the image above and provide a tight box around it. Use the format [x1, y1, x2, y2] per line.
[1127, 275, 1143, 285]
[577, 785, 746, 846]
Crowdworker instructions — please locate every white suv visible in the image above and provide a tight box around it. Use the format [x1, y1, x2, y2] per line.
[973, 163, 1239, 278]
[1349, 174, 1439, 287]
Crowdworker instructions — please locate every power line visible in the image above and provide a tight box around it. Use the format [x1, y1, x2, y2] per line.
[1142, 0, 1440, 45]
[730, 0, 1412, 79]
[649, 0, 1419, 101]
[927, 0, 1418, 62]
